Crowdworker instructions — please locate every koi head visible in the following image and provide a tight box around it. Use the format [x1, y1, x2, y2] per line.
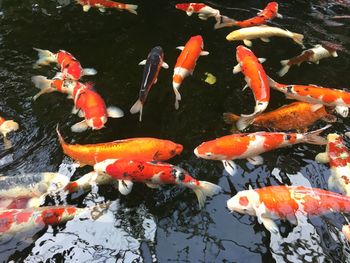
[94, 159, 119, 177]
[266, 2, 278, 13]
[43, 173, 70, 193]
[190, 35, 204, 49]
[226, 30, 241, 41]
[86, 116, 107, 130]
[194, 141, 228, 160]
[175, 3, 206, 16]
[227, 190, 260, 216]
[62, 60, 82, 81]
[236, 45, 252, 62]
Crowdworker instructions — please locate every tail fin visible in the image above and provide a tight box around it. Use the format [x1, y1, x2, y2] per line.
[214, 15, 236, 30]
[292, 33, 304, 47]
[302, 125, 331, 145]
[223, 112, 240, 124]
[125, 4, 138, 15]
[236, 115, 255, 131]
[278, 60, 290, 77]
[193, 181, 222, 209]
[33, 48, 56, 68]
[130, 99, 143, 122]
[82, 68, 97, 76]
[31, 76, 54, 100]
[56, 126, 67, 148]
[173, 87, 181, 110]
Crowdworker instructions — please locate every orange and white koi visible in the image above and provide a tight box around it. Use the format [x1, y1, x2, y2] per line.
[226, 26, 304, 47]
[316, 133, 350, 196]
[32, 76, 69, 100]
[223, 102, 336, 132]
[279, 44, 338, 76]
[76, 0, 137, 14]
[93, 159, 221, 208]
[0, 173, 69, 209]
[71, 87, 124, 132]
[172, 35, 209, 109]
[233, 45, 270, 130]
[227, 185, 350, 234]
[33, 48, 97, 80]
[216, 2, 282, 29]
[0, 116, 19, 149]
[175, 3, 222, 28]
[194, 125, 330, 176]
[57, 127, 183, 166]
[269, 78, 350, 117]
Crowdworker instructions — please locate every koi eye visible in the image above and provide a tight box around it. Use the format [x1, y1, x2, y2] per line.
[206, 153, 212, 157]
[178, 172, 185, 181]
[239, 196, 249, 206]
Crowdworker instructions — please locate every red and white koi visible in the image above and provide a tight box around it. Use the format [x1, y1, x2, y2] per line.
[194, 125, 330, 176]
[269, 78, 350, 117]
[227, 185, 350, 234]
[33, 48, 97, 80]
[226, 26, 304, 47]
[279, 44, 338, 76]
[315, 133, 350, 196]
[76, 0, 138, 14]
[233, 45, 270, 130]
[93, 159, 221, 208]
[0, 116, 19, 149]
[175, 3, 222, 28]
[172, 35, 209, 109]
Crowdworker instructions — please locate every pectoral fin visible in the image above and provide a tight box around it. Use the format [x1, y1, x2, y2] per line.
[260, 38, 270, 43]
[71, 121, 89, 133]
[83, 5, 91, 12]
[107, 106, 124, 118]
[176, 46, 185, 51]
[162, 62, 169, 69]
[260, 216, 279, 234]
[222, 160, 237, 176]
[200, 51, 209, 56]
[233, 63, 242, 74]
[146, 182, 160, 189]
[243, 39, 252, 47]
[118, 180, 133, 195]
[138, 60, 146, 66]
[258, 58, 266, 63]
[335, 106, 349, 117]
[99, 8, 106, 12]
[315, 152, 329, 163]
[247, 155, 264, 165]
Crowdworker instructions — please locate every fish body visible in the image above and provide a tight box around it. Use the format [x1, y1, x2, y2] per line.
[33, 48, 97, 80]
[130, 46, 169, 121]
[175, 3, 221, 27]
[172, 35, 209, 109]
[316, 134, 350, 196]
[269, 78, 350, 117]
[57, 128, 183, 166]
[0, 117, 19, 149]
[224, 102, 336, 132]
[227, 186, 350, 233]
[0, 206, 82, 235]
[76, 0, 138, 14]
[94, 159, 221, 208]
[279, 44, 338, 76]
[0, 173, 69, 209]
[233, 45, 269, 129]
[226, 26, 304, 47]
[194, 126, 329, 175]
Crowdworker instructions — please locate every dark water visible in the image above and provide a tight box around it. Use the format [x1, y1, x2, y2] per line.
[1, 0, 350, 262]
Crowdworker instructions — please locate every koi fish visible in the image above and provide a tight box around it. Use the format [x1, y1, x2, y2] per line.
[279, 44, 338, 76]
[227, 185, 350, 234]
[316, 133, 350, 196]
[56, 127, 183, 166]
[33, 48, 97, 80]
[175, 3, 222, 28]
[194, 125, 330, 176]
[268, 78, 350, 117]
[233, 45, 269, 130]
[172, 35, 209, 109]
[223, 102, 336, 132]
[226, 26, 304, 47]
[0, 116, 19, 149]
[93, 159, 222, 208]
[76, 0, 138, 14]
[0, 206, 84, 235]
[216, 2, 282, 29]
[0, 173, 69, 209]
[71, 87, 124, 132]
[130, 46, 169, 122]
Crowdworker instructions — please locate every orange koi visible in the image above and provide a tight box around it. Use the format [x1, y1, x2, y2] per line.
[194, 125, 330, 176]
[0, 116, 19, 149]
[223, 102, 336, 132]
[269, 78, 350, 117]
[56, 128, 183, 166]
[76, 0, 138, 14]
[227, 185, 350, 234]
[172, 35, 209, 109]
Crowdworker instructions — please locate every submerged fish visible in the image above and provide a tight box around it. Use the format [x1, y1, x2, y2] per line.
[0, 116, 19, 149]
[227, 186, 350, 234]
[57, 128, 183, 166]
[226, 26, 304, 47]
[130, 46, 169, 122]
[269, 78, 350, 117]
[94, 159, 222, 208]
[223, 102, 336, 132]
[76, 0, 138, 14]
[194, 125, 330, 176]
[278, 44, 338, 77]
[172, 35, 209, 109]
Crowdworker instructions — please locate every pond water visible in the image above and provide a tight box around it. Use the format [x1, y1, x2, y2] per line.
[1, 0, 350, 262]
